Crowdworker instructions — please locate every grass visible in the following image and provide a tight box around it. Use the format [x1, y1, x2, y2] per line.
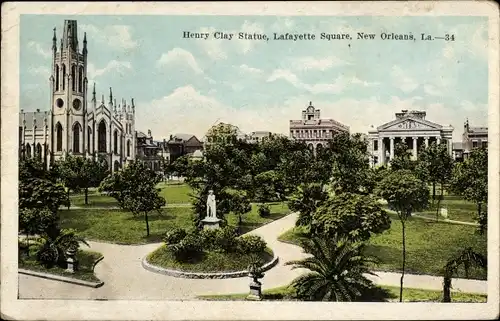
[278, 214, 487, 280]
[196, 284, 487, 302]
[60, 202, 290, 244]
[414, 195, 479, 223]
[18, 248, 103, 283]
[147, 246, 274, 273]
[70, 183, 194, 207]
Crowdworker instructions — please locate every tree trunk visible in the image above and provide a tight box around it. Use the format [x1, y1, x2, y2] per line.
[435, 182, 444, 221]
[443, 276, 452, 302]
[477, 203, 482, 223]
[400, 216, 406, 302]
[432, 182, 436, 203]
[67, 189, 71, 210]
[144, 212, 150, 236]
[84, 188, 89, 205]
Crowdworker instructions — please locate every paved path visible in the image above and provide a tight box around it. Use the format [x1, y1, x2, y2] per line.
[18, 213, 487, 300]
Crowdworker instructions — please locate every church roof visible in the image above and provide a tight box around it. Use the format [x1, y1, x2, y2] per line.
[19, 110, 49, 126]
[136, 131, 147, 138]
[468, 127, 488, 134]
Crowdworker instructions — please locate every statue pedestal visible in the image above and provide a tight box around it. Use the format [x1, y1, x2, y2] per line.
[246, 279, 263, 301]
[201, 217, 221, 230]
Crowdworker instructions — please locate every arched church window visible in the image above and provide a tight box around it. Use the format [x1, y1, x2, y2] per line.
[114, 130, 118, 154]
[26, 143, 31, 158]
[78, 66, 83, 92]
[88, 126, 92, 153]
[127, 140, 131, 157]
[62, 64, 66, 90]
[71, 65, 76, 91]
[36, 143, 42, 160]
[73, 122, 81, 153]
[55, 65, 59, 91]
[98, 120, 107, 153]
[56, 122, 63, 152]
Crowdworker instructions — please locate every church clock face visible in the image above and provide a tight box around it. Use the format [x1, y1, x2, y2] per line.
[73, 98, 81, 111]
[56, 98, 64, 108]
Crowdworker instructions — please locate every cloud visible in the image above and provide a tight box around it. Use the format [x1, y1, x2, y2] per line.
[291, 56, 351, 71]
[239, 64, 263, 75]
[87, 60, 132, 85]
[270, 17, 295, 31]
[267, 69, 302, 87]
[440, 21, 488, 62]
[197, 27, 228, 60]
[27, 41, 52, 59]
[80, 24, 138, 50]
[391, 65, 419, 93]
[28, 66, 50, 79]
[157, 48, 203, 74]
[238, 21, 265, 54]
[423, 84, 441, 96]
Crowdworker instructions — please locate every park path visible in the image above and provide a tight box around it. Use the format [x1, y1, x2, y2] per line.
[18, 213, 487, 300]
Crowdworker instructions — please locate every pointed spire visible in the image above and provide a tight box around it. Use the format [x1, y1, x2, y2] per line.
[83, 32, 87, 55]
[114, 99, 117, 109]
[109, 87, 113, 104]
[52, 27, 57, 51]
[101, 94, 104, 105]
[92, 82, 96, 101]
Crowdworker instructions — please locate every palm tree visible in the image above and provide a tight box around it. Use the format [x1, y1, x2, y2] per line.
[285, 236, 377, 301]
[442, 247, 487, 302]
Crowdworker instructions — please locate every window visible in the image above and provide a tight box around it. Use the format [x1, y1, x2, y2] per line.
[88, 126, 92, 152]
[55, 65, 59, 90]
[374, 140, 378, 151]
[56, 122, 63, 152]
[472, 141, 478, 148]
[36, 143, 42, 160]
[26, 143, 31, 158]
[127, 140, 131, 157]
[62, 64, 66, 90]
[73, 122, 81, 153]
[114, 130, 118, 154]
[78, 66, 83, 92]
[482, 141, 487, 148]
[71, 65, 76, 91]
[98, 120, 106, 152]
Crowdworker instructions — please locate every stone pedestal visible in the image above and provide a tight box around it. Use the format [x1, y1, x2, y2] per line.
[440, 208, 448, 219]
[65, 248, 78, 273]
[201, 217, 221, 230]
[246, 279, 263, 301]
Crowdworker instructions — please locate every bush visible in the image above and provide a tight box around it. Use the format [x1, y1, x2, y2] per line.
[199, 229, 218, 251]
[214, 226, 239, 253]
[238, 235, 267, 254]
[258, 204, 271, 217]
[168, 232, 203, 262]
[164, 228, 187, 245]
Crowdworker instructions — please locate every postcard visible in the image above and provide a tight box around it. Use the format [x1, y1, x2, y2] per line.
[1, 1, 499, 320]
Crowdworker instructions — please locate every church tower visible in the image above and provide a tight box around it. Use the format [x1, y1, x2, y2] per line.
[50, 20, 88, 162]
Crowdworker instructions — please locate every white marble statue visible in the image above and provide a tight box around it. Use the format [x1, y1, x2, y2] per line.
[206, 190, 217, 219]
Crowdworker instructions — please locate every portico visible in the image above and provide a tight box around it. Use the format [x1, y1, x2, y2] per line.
[368, 110, 453, 167]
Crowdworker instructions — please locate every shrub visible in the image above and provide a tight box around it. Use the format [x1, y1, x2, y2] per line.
[164, 228, 187, 245]
[214, 226, 239, 253]
[199, 229, 219, 251]
[238, 235, 267, 254]
[258, 204, 271, 217]
[168, 233, 203, 262]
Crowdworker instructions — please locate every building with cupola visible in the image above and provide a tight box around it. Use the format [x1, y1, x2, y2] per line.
[19, 19, 136, 172]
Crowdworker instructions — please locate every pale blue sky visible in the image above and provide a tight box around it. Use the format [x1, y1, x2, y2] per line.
[20, 15, 488, 141]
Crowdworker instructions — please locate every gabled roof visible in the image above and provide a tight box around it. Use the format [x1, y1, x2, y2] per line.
[136, 131, 147, 138]
[377, 116, 444, 131]
[19, 110, 49, 126]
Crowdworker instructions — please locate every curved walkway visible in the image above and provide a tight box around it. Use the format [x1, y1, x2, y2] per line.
[18, 213, 487, 300]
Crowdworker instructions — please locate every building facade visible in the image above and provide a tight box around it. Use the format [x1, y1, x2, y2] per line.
[367, 110, 454, 167]
[136, 129, 165, 172]
[167, 133, 203, 163]
[289, 102, 349, 151]
[462, 119, 488, 159]
[19, 20, 136, 172]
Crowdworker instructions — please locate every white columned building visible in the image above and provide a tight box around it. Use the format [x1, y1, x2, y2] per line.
[368, 110, 454, 167]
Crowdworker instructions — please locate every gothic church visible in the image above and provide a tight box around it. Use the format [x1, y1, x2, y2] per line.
[19, 20, 136, 172]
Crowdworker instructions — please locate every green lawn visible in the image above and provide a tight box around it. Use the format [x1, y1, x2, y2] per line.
[70, 183, 194, 207]
[415, 195, 479, 223]
[197, 284, 487, 302]
[147, 246, 273, 273]
[278, 214, 487, 280]
[60, 202, 290, 244]
[18, 248, 103, 283]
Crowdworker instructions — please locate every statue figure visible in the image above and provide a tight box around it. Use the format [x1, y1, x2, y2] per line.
[206, 190, 217, 219]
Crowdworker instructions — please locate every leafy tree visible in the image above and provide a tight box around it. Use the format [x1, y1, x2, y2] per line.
[449, 147, 488, 234]
[415, 142, 454, 211]
[19, 177, 70, 213]
[19, 207, 59, 239]
[54, 155, 109, 205]
[287, 183, 329, 230]
[375, 170, 429, 302]
[311, 192, 391, 242]
[99, 161, 166, 236]
[225, 188, 252, 235]
[442, 247, 487, 302]
[390, 142, 417, 171]
[330, 132, 372, 194]
[254, 170, 282, 202]
[285, 236, 378, 301]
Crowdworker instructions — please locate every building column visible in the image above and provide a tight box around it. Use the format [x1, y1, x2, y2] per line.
[412, 136, 418, 160]
[448, 139, 453, 156]
[389, 137, 395, 161]
[378, 137, 384, 165]
[424, 136, 429, 148]
[437, 136, 441, 145]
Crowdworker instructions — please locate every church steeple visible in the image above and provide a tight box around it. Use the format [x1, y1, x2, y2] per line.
[52, 28, 57, 51]
[92, 82, 96, 102]
[109, 87, 113, 104]
[62, 20, 79, 52]
[82, 32, 88, 55]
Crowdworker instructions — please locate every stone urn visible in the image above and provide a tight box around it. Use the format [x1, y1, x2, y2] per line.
[246, 264, 264, 301]
[65, 247, 78, 273]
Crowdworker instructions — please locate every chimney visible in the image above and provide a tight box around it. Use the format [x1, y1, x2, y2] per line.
[36, 108, 40, 112]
